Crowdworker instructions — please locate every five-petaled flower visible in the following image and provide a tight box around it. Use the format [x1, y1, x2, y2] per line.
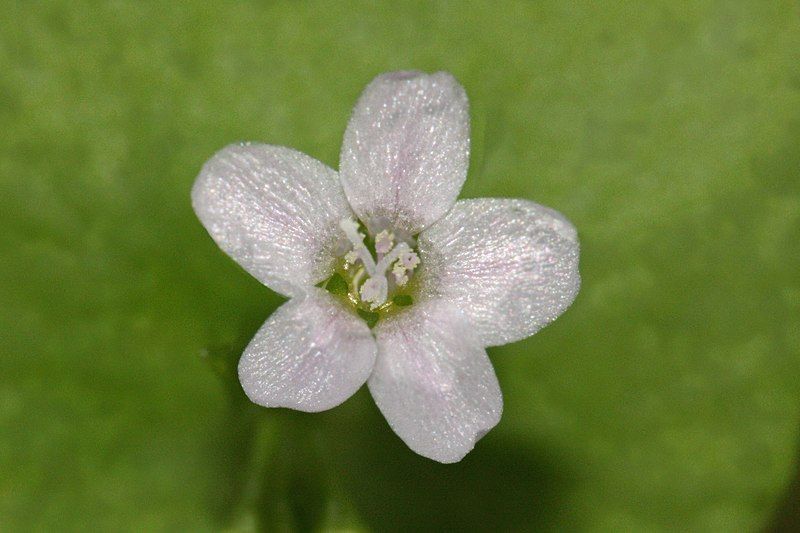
[192, 71, 580, 463]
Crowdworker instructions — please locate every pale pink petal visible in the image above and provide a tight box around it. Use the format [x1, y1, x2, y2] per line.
[418, 198, 580, 347]
[339, 71, 470, 234]
[192, 143, 352, 297]
[238, 289, 376, 412]
[368, 300, 502, 463]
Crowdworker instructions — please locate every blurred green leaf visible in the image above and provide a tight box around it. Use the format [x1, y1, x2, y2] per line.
[324, 273, 349, 297]
[392, 294, 413, 307]
[356, 309, 380, 329]
[1, 1, 799, 531]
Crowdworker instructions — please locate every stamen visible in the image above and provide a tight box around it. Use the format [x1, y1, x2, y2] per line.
[375, 242, 410, 274]
[375, 230, 394, 255]
[339, 218, 362, 239]
[343, 250, 359, 268]
[351, 266, 366, 293]
[399, 250, 420, 270]
[359, 276, 388, 310]
[338, 218, 420, 311]
[392, 263, 409, 286]
[339, 218, 376, 274]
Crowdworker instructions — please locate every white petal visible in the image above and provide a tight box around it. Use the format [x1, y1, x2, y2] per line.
[418, 198, 580, 347]
[339, 71, 470, 234]
[192, 143, 352, 297]
[238, 289, 377, 412]
[368, 300, 502, 463]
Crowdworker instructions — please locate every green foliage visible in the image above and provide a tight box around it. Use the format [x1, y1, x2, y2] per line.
[324, 273, 349, 297]
[356, 309, 380, 330]
[392, 295, 413, 307]
[1, 1, 799, 531]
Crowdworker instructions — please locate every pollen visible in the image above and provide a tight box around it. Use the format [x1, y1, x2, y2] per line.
[359, 277, 388, 310]
[375, 230, 394, 255]
[343, 250, 359, 268]
[392, 263, 409, 286]
[399, 250, 420, 270]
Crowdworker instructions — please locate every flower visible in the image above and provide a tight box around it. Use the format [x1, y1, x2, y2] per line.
[192, 71, 580, 463]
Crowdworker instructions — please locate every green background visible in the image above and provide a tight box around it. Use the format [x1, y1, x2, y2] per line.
[2, 1, 799, 531]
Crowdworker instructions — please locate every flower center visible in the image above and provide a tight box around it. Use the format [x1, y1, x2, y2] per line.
[337, 218, 420, 312]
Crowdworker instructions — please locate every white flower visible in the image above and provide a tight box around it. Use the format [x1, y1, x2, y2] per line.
[192, 71, 580, 463]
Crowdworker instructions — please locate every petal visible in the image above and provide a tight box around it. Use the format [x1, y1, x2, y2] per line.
[192, 143, 352, 297]
[418, 198, 580, 347]
[339, 71, 470, 234]
[368, 300, 502, 463]
[238, 288, 377, 412]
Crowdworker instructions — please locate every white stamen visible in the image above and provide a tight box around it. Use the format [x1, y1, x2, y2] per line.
[352, 267, 366, 292]
[339, 218, 376, 275]
[360, 276, 388, 310]
[399, 250, 420, 270]
[343, 250, 359, 268]
[375, 242, 410, 274]
[339, 219, 419, 309]
[392, 264, 409, 286]
[339, 218, 362, 239]
[375, 230, 394, 255]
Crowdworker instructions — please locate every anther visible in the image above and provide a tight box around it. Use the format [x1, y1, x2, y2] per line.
[359, 276, 388, 310]
[399, 250, 420, 270]
[343, 250, 359, 268]
[392, 263, 409, 286]
[375, 230, 394, 255]
[339, 218, 376, 274]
